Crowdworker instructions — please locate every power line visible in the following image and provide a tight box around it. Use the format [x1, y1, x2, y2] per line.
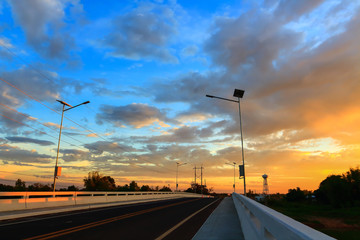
[0, 44, 112, 142]
[0, 112, 77, 147]
[0, 102, 88, 147]
[0, 77, 110, 142]
[0, 111, 176, 174]
[0, 46, 182, 176]
[0, 41, 97, 116]
[0, 44, 147, 152]
[0, 41, 61, 90]
[0, 109, 174, 173]
[0, 77, 59, 114]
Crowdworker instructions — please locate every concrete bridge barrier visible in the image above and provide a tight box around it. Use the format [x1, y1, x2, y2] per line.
[232, 193, 335, 240]
[0, 191, 209, 212]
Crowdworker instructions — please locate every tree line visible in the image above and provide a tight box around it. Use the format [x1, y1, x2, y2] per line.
[285, 167, 360, 207]
[83, 171, 172, 191]
[184, 182, 213, 195]
[0, 171, 172, 192]
[0, 179, 56, 191]
[0, 171, 216, 194]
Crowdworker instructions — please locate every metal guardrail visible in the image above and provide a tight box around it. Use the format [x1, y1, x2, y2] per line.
[232, 193, 335, 240]
[0, 191, 210, 212]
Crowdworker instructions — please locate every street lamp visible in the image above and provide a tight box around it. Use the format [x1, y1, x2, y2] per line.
[206, 89, 246, 195]
[176, 162, 187, 192]
[226, 162, 236, 193]
[53, 99, 90, 191]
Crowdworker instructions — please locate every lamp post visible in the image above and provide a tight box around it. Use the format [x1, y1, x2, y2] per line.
[53, 99, 90, 192]
[206, 89, 246, 195]
[226, 162, 236, 193]
[176, 162, 187, 192]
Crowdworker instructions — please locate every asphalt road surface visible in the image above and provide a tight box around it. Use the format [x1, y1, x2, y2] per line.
[0, 197, 221, 240]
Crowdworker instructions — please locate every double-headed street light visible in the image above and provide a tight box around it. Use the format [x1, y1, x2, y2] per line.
[226, 162, 236, 193]
[206, 89, 246, 195]
[176, 162, 187, 192]
[53, 100, 90, 191]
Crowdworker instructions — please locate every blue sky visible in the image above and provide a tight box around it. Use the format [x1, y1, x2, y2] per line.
[1, 0, 360, 193]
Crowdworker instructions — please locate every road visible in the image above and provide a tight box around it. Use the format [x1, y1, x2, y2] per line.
[0, 197, 221, 240]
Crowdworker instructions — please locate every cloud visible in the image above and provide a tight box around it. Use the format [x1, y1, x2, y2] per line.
[86, 133, 98, 138]
[146, 124, 220, 143]
[84, 141, 138, 155]
[0, 107, 30, 131]
[0, 147, 52, 163]
[148, 126, 199, 143]
[60, 149, 89, 162]
[102, 2, 178, 63]
[0, 37, 15, 60]
[151, 71, 230, 104]
[0, 66, 71, 132]
[204, 10, 301, 72]
[96, 103, 173, 128]
[272, 0, 325, 22]
[181, 45, 198, 57]
[6, 136, 54, 146]
[7, 0, 84, 60]
[0, 67, 63, 107]
[0, 143, 17, 150]
[149, 2, 360, 146]
[13, 161, 33, 166]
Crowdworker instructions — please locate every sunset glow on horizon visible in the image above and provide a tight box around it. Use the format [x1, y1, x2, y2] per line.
[1, 0, 360, 194]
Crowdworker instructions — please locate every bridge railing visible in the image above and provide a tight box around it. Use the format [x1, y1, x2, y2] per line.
[232, 192, 335, 240]
[0, 191, 210, 212]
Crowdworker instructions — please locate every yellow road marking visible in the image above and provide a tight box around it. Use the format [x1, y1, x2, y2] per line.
[25, 198, 198, 240]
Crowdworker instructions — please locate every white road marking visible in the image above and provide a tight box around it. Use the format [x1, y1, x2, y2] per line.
[155, 199, 220, 240]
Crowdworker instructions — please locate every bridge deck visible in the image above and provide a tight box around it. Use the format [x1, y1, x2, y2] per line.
[193, 197, 244, 240]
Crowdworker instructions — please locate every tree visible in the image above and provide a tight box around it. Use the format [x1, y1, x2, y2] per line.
[247, 189, 256, 199]
[14, 179, 26, 191]
[140, 185, 152, 191]
[28, 183, 51, 191]
[185, 183, 211, 194]
[343, 167, 360, 202]
[129, 181, 140, 191]
[315, 175, 351, 207]
[67, 185, 79, 191]
[285, 187, 306, 202]
[0, 183, 14, 191]
[83, 171, 116, 191]
[60, 185, 79, 191]
[117, 184, 130, 191]
[159, 186, 172, 192]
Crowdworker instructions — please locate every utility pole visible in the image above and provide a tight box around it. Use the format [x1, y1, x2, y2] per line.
[176, 162, 187, 192]
[200, 165, 204, 195]
[200, 165, 203, 187]
[193, 166, 197, 184]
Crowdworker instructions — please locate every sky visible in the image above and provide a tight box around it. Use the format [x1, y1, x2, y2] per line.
[0, 0, 360, 193]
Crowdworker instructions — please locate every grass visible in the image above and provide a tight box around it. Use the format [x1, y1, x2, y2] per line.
[266, 200, 360, 240]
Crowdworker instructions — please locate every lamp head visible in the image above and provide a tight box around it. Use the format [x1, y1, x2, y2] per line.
[233, 89, 245, 98]
[56, 100, 73, 107]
